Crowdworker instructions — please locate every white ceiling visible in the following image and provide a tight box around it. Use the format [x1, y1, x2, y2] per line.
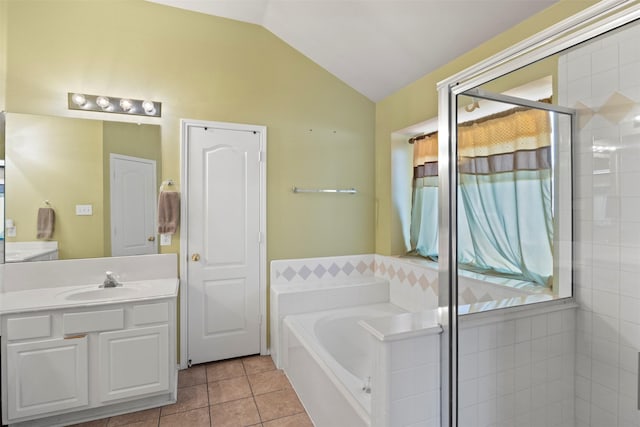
[147, 0, 559, 102]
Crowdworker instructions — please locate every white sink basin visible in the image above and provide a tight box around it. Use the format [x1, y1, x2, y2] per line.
[59, 285, 149, 301]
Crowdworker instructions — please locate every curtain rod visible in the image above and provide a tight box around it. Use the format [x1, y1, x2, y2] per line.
[408, 97, 552, 144]
[408, 130, 438, 144]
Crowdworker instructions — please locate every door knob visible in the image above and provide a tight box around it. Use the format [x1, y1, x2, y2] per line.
[191, 253, 201, 262]
[148, 236, 156, 242]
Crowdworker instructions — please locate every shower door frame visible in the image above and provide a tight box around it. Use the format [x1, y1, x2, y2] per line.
[435, 1, 640, 426]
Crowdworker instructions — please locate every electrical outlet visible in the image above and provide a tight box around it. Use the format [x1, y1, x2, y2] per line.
[160, 234, 172, 246]
[75, 204, 93, 216]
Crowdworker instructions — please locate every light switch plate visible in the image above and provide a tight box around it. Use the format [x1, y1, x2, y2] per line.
[160, 234, 172, 246]
[75, 204, 93, 216]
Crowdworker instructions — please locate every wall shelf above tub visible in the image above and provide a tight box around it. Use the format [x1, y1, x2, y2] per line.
[292, 186, 357, 195]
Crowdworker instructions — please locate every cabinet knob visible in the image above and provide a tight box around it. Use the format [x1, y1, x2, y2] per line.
[148, 236, 156, 242]
[191, 253, 201, 262]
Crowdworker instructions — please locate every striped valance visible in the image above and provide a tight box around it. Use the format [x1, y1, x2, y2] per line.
[412, 107, 552, 180]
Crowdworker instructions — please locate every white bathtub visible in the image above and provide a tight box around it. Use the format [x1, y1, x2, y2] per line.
[270, 276, 390, 367]
[283, 303, 406, 427]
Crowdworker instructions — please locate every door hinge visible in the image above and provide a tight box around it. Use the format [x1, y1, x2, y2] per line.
[258, 151, 265, 163]
[258, 232, 263, 243]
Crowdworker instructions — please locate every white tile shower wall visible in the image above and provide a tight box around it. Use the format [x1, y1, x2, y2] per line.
[371, 330, 440, 427]
[458, 307, 576, 427]
[270, 254, 375, 285]
[559, 20, 640, 427]
[389, 335, 441, 427]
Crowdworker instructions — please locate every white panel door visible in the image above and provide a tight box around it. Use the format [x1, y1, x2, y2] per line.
[187, 125, 261, 364]
[7, 337, 88, 420]
[110, 154, 157, 256]
[98, 325, 169, 402]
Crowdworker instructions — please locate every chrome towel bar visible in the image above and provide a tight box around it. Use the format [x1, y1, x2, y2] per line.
[292, 186, 357, 195]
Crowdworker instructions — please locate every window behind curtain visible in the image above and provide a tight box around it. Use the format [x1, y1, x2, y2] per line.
[410, 107, 554, 286]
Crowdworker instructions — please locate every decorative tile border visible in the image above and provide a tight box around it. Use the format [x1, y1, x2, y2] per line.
[270, 254, 538, 311]
[271, 254, 375, 285]
[374, 255, 439, 311]
[374, 256, 436, 291]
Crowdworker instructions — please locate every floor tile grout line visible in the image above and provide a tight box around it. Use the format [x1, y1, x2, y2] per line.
[205, 368, 212, 427]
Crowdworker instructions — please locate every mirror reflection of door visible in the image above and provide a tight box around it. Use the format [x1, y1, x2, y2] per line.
[109, 154, 157, 257]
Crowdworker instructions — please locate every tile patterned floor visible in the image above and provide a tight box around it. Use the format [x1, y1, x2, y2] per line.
[69, 355, 314, 427]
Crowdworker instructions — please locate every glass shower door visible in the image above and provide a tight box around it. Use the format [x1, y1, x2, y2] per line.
[453, 91, 575, 427]
[438, 7, 640, 427]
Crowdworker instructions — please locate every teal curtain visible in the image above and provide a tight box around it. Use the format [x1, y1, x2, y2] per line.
[410, 176, 438, 258]
[409, 107, 554, 287]
[458, 170, 553, 286]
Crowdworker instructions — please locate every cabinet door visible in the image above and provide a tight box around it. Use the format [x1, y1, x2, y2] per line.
[7, 336, 88, 420]
[98, 324, 169, 402]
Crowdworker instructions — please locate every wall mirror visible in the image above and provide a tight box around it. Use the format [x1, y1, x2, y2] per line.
[3, 113, 161, 263]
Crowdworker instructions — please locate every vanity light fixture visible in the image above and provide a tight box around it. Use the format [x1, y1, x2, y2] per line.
[141, 100, 156, 115]
[67, 93, 162, 117]
[71, 93, 87, 107]
[119, 98, 134, 112]
[95, 96, 111, 110]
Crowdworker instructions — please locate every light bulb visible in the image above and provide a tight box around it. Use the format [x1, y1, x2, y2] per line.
[142, 100, 155, 115]
[71, 93, 87, 107]
[96, 96, 111, 110]
[119, 98, 134, 112]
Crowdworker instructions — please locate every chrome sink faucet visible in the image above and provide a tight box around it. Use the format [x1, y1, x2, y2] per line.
[102, 271, 122, 288]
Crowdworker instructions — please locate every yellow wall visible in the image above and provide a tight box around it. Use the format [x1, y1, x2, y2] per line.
[5, 113, 105, 259]
[4, 0, 376, 267]
[102, 122, 162, 256]
[374, 0, 599, 256]
[0, 0, 7, 112]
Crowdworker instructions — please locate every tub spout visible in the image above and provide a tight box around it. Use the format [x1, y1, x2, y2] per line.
[362, 376, 372, 394]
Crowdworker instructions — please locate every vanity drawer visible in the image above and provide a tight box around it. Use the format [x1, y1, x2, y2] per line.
[63, 309, 124, 335]
[7, 315, 51, 341]
[133, 302, 169, 325]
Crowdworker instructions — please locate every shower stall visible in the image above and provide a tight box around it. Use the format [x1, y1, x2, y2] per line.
[437, 1, 640, 425]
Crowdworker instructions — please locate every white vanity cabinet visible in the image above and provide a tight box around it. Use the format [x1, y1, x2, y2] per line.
[98, 324, 169, 402]
[7, 335, 89, 419]
[1, 298, 177, 426]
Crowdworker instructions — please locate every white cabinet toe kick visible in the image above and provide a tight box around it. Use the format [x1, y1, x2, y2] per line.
[1, 299, 178, 427]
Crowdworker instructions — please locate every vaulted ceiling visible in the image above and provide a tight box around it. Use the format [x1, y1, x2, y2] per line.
[147, 0, 559, 101]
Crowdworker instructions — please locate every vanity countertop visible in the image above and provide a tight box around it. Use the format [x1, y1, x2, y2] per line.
[0, 278, 179, 315]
